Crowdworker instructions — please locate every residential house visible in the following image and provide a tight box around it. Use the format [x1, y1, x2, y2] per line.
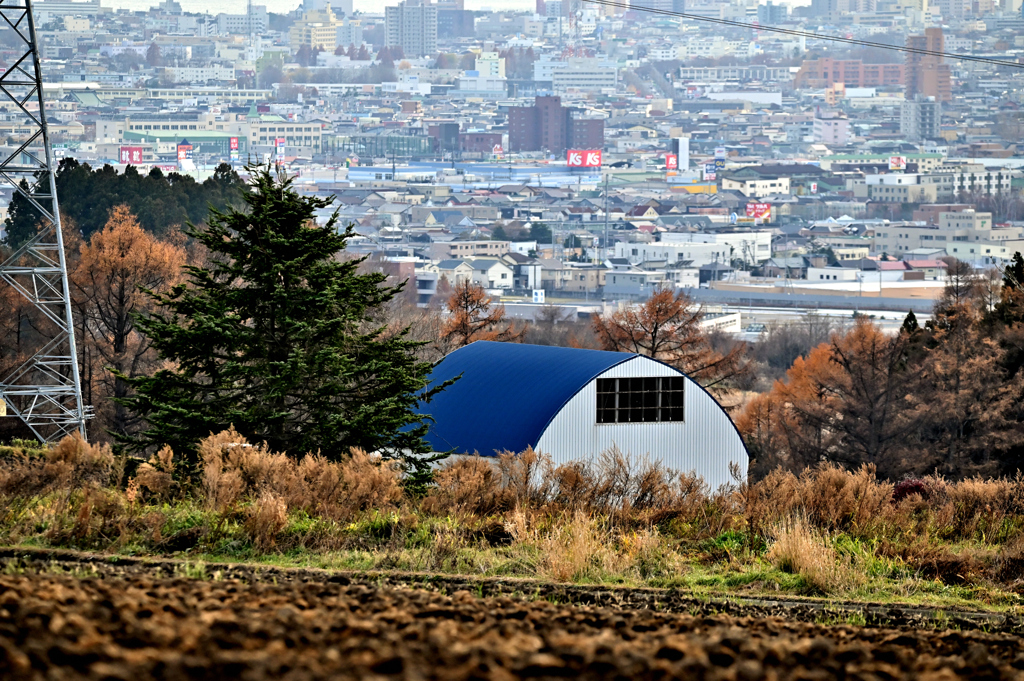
[468, 258, 515, 289]
[431, 259, 475, 286]
[604, 268, 668, 299]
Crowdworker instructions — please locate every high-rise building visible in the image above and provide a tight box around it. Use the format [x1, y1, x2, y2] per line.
[900, 96, 942, 141]
[385, 0, 438, 57]
[437, 9, 474, 37]
[905, 28, 952, 103]
[809, 0, 840, 22]
[289, 5, 346, 50]
[303, 0, 353, 14]
[932, 0, 968, 19]
[508, 95, 604, 154]
[757, 1, 788, 22]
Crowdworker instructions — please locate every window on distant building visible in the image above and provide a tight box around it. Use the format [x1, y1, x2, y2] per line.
[596, 376, 685, 424]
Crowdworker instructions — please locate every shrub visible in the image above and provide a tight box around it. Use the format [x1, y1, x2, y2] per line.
[135, 445, 177, 501]
[892, 478, 930, 505]
[423, 456, 509, 516]
[246, 491, 288, 552]
[45, 433, 115, 490]
[336, 448, 403, 515]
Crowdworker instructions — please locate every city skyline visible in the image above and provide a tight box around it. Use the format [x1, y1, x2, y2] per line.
[104, 0, 537, 14]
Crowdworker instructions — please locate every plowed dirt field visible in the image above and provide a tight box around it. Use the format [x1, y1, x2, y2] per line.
[2, 569, 1024, 680]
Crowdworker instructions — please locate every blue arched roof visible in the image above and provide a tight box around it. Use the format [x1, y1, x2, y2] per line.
[417, 341, 635, 456]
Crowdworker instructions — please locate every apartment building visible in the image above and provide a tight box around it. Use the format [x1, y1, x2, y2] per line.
[247, 119, 325, 153]
[661, 231, 772, 264]
[146, 88, 273, 104]
[429, 240, 512, 260]
[216, 5, 268, 34]
[678, 65, 790, 82]
[289, 5, 347, 50]
[900, 97, 941, 141]
[551, 58, 618, 93]
[905, 28, 952, 103]
[614, 241, 732, 268]
[508, 95, 605, 154]
[162, 65, 237, 84]
[720, 175, 791, 198]
[871, 211, 1024, 255]
[101, 113, 220, 143]
[385, 0, 438, 57]
[793, 58, 904, 89]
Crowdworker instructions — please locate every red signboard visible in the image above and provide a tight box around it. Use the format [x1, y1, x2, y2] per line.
[229, 137, 239, 151]
[119, 146, 143, 164]
[567, 149, 602, 167]
[176, 143, 192, 161]
[665, 153, 677, 170]
[745, 202, 772, 222]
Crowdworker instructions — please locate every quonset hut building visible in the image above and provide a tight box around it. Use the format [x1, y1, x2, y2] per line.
[417, 342, 748, 489]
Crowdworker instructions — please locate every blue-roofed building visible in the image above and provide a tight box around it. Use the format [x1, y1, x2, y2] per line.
[417, 342, 748, 489]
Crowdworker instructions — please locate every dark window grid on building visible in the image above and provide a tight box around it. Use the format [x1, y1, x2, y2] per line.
[596, 376, 685, 424]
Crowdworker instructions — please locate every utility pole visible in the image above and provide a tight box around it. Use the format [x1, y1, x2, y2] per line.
[603, 172, 609, 266]
[0, 0, 88, 442]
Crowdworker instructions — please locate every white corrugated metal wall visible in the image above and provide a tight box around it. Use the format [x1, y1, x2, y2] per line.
[534, 356, 748, 490]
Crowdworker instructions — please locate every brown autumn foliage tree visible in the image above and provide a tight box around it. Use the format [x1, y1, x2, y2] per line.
[910, 301, 1021, 476]
[738, 318, 922, 480]
[0, 275, 27, 379]
[71, 205, 185, 441]
[439, 280, 525, 353]
[741, 257, 1024, 481]
[591, 288, 748, 395]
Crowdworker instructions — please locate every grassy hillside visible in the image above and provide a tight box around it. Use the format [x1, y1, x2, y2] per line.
[0, 430, 1022, 611]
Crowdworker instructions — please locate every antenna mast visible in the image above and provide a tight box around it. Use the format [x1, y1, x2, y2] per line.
[0, 0, 88, 441]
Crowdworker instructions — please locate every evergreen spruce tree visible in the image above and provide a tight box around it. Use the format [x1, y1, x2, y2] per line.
[120, 166, 447, 479]
[2, 179, 42, 249]
[992, 251, 1024, 325]
[901, 310, 920, 335]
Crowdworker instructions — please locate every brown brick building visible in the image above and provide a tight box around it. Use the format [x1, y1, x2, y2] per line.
[459, 132, 504, 153]
[793, 58, 904, 89]
[508, 95, 604, 154]
[905, 28, 952, 103]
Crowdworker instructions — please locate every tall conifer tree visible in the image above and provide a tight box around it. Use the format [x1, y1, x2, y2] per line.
[121, 166, 445, 477]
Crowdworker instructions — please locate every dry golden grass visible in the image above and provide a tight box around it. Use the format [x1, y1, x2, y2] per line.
[536, 511, 623, 583]
[2, 431, 1024, 593]
[766, 515, 863, 595]
[246, 491, 288, 553]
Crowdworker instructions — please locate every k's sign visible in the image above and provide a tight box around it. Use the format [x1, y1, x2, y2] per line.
[567, 150, 602, 167]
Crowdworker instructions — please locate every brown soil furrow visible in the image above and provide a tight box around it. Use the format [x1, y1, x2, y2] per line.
[1, 571, 1024, 680]
[1, 546, 1021, 634]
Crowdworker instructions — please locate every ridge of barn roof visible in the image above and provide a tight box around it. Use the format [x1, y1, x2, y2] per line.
[417, 341, 636, 456]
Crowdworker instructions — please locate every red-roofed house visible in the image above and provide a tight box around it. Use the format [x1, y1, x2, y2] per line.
[905, 259, 948, 280]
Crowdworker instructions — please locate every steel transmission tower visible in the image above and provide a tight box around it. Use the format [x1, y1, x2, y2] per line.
[0, 0, 88, 441]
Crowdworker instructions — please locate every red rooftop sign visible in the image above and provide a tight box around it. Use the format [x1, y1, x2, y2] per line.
[567, 150, 602, 167]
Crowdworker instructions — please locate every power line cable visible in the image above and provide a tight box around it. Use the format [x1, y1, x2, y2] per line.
[580, 0, 1024, 69]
